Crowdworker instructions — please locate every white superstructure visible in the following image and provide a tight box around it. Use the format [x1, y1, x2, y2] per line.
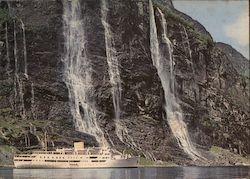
[14, 142, 138, 168]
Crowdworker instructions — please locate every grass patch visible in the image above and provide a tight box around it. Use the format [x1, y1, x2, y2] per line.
[0, 145, 17, 153]
[210, 146, 224, 154]
[0, 107, 12, 114]
[139, 157, 155, 165]
[139, 157, 177, 166]
[210, 146, 250, 165]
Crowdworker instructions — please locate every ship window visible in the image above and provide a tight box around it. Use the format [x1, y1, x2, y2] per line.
[90, 156, 97, 159]
[71, 160, 80, 162]
[23, 159, 32, 161]
[91, 160, 107, 162]
[45, 160, 56, 162]
[14, 159, 23, 161]
[57, 160, 69, 162]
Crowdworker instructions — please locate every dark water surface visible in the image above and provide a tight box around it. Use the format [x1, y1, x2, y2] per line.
[0, 167, 249, 179]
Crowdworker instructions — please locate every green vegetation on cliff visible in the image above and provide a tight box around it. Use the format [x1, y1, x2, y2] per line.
[0, 7, 9, 26]
[153, 0, 213, 48]
[0, 145, 18, 166]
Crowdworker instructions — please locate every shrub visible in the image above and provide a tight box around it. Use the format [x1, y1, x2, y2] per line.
[0, 8, 10, 26]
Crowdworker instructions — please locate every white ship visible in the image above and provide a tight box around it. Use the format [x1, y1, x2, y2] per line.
[14, 142, 138, 168]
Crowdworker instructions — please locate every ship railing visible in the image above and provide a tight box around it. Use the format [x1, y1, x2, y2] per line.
[14, 147, 112, 156]
[32, 151, 64, 154]
[14, 154, 36, 158]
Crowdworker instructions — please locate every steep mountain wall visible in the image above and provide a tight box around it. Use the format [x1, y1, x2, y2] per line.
[215, 42, 249, 76]
[0, 0, 249, 165]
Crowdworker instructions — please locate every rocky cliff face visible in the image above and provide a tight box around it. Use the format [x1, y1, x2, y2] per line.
[0, 0, 249, 165]
[215, 42, 249, 76]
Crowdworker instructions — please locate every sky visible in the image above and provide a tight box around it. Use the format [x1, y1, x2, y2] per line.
[173, 0, 249, 59]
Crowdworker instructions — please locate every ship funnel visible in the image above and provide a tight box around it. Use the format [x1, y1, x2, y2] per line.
[74, 142, 84, 151]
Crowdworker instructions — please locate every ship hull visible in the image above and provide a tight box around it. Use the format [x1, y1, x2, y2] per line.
[14, 157, 138, 169]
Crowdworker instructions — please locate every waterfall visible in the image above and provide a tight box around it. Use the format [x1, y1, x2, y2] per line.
[101, 0, 121, 122]
[180, 25, 195, 75]
[16, 76, 26, 120]
[13, 20, 18, 78]
[31, 82, 36, 119]
[5, 22, 10, 77]
[20, 19, 28, 79]
[149, 0, 202, 160]
[62, 0, 104, 144]
[13, 20, 18, 114]
[13, 20, 26, 120]
[101, 0, 137, 148]
[157, 9, 175, 95]
[182, 26, 192, 60]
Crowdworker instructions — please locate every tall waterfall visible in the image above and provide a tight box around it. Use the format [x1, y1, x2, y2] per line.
[31, 82, 36, 119]
[20, 19, 28, 79]
[13, 20, 26, 120]
[101, 0, 137, 148]
[5, 22, 10, 77]
[182, 26, 196, 76]
[101, 0, 121, 121]
[62, 0, 104, 144]
[149, 0, 202, 160]
[182, 26, 192, 60]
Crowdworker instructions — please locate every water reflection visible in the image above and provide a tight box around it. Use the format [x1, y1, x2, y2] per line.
[0, 167, 249, 179]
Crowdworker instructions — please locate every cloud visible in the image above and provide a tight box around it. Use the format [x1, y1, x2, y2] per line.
[224, 7, 249, 46]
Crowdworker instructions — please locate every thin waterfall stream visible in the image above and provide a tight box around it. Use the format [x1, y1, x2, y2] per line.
[62, 0, 104, 145]
[20, 19, 28, 79]
[101, 0, 137, 148]
[31, 82, 35, 119]
[101, 0, 121, 121]
[149, 0, 203, 160]
[13, 19, 26, 120]
[5, 22, 10, 77]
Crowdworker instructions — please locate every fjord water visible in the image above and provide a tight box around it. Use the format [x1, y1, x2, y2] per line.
[0, 167, 249, 179]
[149, 0, 202, 160]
